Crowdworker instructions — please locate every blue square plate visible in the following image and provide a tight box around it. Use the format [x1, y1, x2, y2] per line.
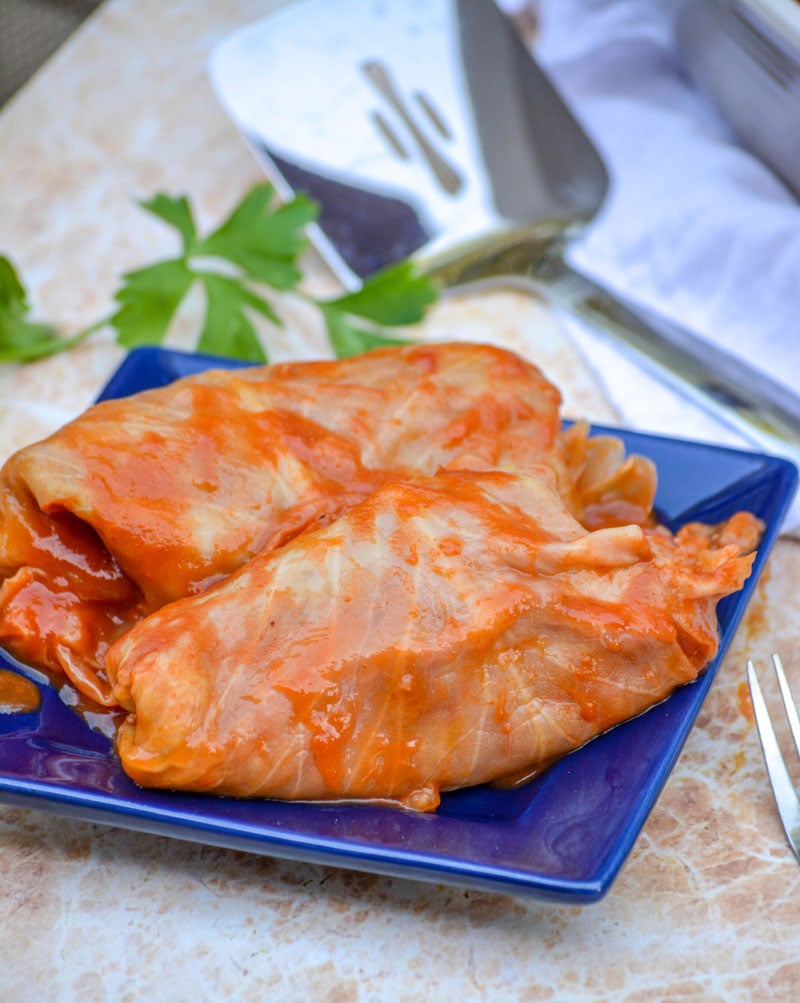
[0, 347, 796, 903]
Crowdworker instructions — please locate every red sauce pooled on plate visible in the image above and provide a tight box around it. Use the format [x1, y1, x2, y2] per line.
[0, 668, 41, 714]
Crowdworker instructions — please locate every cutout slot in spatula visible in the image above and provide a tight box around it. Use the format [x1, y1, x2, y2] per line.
[209, 0, 800, 466]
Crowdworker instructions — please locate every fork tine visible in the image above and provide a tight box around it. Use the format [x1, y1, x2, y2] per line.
[747, 658, 800, 863]
[772, 654, 800, 759]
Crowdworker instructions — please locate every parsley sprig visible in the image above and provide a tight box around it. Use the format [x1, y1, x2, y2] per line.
[0, 183, 438, 364]
[0, 257, 89, 362]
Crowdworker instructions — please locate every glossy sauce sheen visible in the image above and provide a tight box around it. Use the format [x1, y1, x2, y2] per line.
[0, 342, 761, 810]
[0, 668, 41, 714]
[0, 343, 658, 708]
[106, 467, 760, 811]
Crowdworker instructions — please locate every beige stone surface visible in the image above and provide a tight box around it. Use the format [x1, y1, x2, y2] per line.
[1, 2, 800, 1000]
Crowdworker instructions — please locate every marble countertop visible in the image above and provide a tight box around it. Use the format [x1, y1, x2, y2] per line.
[2, 1, 800, 999]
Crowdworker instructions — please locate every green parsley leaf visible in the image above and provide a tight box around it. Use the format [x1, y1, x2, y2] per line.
[318, 260, 439, 358]
[110, 259, 195, 349]
[196, 271, 280, 362]
[195, 184, 317, 289]
[0, 255, 86, 362]
[322, 260, 439, 327]
[0, 183, 440, 366]
[139, 193, 198, 254]
[109, 183, 318, 358]
[320, 305, 410, 359]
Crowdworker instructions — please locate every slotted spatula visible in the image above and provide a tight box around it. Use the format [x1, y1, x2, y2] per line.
[209, 0, 800, 466]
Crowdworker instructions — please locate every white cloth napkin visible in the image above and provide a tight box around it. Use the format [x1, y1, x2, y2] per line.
[524, 0, 800, 531]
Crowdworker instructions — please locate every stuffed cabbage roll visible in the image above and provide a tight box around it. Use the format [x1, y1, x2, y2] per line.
[0, 342, 655, 705]
[107, 466, 758, 810]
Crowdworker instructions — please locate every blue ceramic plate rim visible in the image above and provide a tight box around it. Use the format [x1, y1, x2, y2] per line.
[0, 346, 796, 904]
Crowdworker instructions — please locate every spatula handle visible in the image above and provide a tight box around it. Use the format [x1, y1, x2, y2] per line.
[554, 262, 800, 470]
[420, 232, 800, 473]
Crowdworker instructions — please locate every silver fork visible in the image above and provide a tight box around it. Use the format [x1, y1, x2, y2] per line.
[746, 654, 800, 863]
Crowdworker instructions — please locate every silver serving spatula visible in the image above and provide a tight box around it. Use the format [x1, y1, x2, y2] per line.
[209, 0, 800, 467]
